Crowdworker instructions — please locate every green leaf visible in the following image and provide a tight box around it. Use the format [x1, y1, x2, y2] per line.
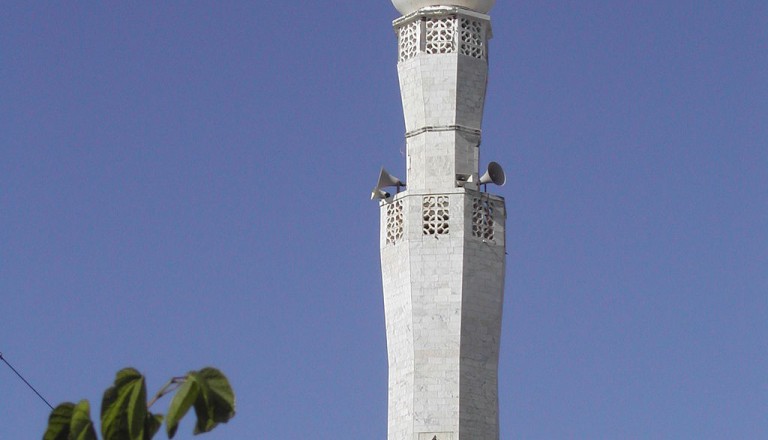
[191, 368, 236, 434]
[43, 402, 75, 440]
[143, 412, 163, 440]
[100, 367, 147, 440]
[165, 378, 199, 439]
[69, 400, 97, 440]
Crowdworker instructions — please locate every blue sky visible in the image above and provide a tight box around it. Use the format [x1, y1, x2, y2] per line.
[1, 1, 766, 438]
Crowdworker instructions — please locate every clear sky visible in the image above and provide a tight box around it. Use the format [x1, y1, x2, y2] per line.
[1, 1, 766, 438]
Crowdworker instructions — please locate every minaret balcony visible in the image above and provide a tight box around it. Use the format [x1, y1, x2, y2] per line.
[394, 7, 492, 64]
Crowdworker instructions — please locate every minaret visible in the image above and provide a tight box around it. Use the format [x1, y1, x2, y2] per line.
[374, 1, 506, 439]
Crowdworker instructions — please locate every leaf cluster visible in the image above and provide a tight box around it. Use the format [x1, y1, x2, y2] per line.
[43, 367, 235, 440]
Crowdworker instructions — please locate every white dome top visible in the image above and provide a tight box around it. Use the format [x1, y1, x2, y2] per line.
[391, 0, 495, 15]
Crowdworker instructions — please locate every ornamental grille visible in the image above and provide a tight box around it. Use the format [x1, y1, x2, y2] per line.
[423, 196, 450, 236]
[460, 17, 485, 59]
[398, 20, 419, 62]
[386, 200, 404, 245]
[472, 197, 495, 241]
[396, 15, 487, 62]
[425, 17, 457, 54]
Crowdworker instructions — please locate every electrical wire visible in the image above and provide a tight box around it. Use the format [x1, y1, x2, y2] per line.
[0, 352, 54, 410]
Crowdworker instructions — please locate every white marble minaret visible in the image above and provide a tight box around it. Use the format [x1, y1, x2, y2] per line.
[375, 1, 506, 439]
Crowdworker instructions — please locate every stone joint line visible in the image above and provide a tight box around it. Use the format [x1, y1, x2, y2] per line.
[405, 124, 482, 138]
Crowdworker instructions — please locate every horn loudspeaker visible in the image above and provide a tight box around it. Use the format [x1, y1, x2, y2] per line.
[371, 167, 405, 200]
[479, 161, 506, 186]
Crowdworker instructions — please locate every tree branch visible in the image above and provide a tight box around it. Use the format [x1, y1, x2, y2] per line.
[147, 376, 187, 409]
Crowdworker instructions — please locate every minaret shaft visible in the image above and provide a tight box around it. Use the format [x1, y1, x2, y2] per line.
[396, 10, 490, 191]
[381, 192, 505, 439]
[380, 6, 505, 440]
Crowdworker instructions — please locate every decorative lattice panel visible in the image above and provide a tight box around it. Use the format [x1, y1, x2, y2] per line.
[472, 197, 494, 241]
[460, 17, 485, 59]
[398, 20, 420, 62]
[425, 17, 457, 54]
[386, 200, 404, 245]
[423, 196, 450, 236]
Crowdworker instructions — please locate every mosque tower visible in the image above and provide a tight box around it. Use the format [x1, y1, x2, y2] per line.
[372, 1, 506, 439]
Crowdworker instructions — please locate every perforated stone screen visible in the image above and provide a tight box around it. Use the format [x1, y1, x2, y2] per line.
[398, 20, 420, 62]
[396, 13, 488, 62]
[423, 196, 450, 236]
[460, 17, 485, 59]
[472, 197, 494, 241]
[425, 17, 457, 54]
[386, 200, 405, 245]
